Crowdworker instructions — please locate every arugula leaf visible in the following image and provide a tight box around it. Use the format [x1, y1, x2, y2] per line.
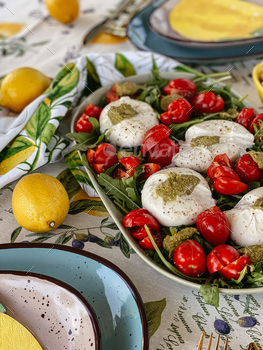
[66, 118, 105, 151]
[97, 173, 140, 211]
[200, 284, 219, 307]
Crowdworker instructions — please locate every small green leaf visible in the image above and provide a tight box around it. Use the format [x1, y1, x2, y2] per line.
[0, 303, 6, 313]
[144, 298, 166, 337]
[25, 102, 51, 142]
[69, 199, 107, 215]
[56, 168, 81, 200]
[10, 227, 22, 243]
[250, 27, 263, 37]
[97, 173, 140, 211]
[200, 285, 219, 307]
[115, 53, 136, 77]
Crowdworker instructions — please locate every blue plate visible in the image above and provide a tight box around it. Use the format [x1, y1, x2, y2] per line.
[127, 0, 263, 63]
[0, 243, 149, 350]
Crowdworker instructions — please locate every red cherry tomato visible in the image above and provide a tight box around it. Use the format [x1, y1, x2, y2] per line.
[163, 78, 197, 100]
[123, 209, 162, 250]
[173, 240, 206, 277]
[147, 138, 179, 167]
[160, 98, 192, 125]
[213, 177, 247, 195]
[192, 92, 224, 115]
[234, 154, 261, 183]
[235, 108, 255, 129]
[212, 154, 232, 168]
[249, 113, 263, 134]
[84, 104, 102, 120]
[106, 91, 119, 104]
[207, 165, 240, 182]
[207, 244, 250, 280]
[119, 156, 140, 177]
[196, 206, 230, 246]
[75, 114, 93, 133]
[87, 143, 118, 173]
[207, 245, 240, 273]
[123, 208, 160, 231]
[141, 124, 171, 156]
[220, 254, 251, 280]
[87, 148, 95, 164]
[138, 233, 163, 250]
[141, 163, 161, 179]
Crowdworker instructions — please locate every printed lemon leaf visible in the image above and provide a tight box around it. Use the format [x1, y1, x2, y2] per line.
[0, 137, 35, 175]
[54, 232, 73, 245]
[25, 102, 51, 142]
[10, 227, 22, 243]
[39, 123, 56, 145]
[48, 65, 79, 103]
[115, 53, 136, 77]
[119, 234, 133, 258]
[144, 298, 166, 337]
[0, 136, 34, 161]
[84, 58, 101, 95]
[64, 150, 95, 189]
[69, 199, 107, 215]
[56, 168, 81, 200]
[52, 62, 75, 89]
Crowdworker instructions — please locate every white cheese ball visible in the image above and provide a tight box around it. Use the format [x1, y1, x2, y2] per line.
[224, 187, 263, 247]
[172, 120, 254, 173]
[99, 96, 159, 147]
[141, 167, 216, 227]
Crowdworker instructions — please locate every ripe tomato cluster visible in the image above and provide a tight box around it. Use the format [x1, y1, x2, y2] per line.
[160, 78, 225, 125]
[74, 104, 102, 133]
[207, 153, 261, 195]
[235, 108, 263, 140]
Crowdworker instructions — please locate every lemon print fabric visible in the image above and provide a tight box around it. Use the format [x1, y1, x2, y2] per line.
[0, 313, 43, 349]
[12, 173, 70, 233]
[169, 0, 263, 42]
[45, 0, 79, 24]
[0, 67, 51, 113]
[0, 23, 25, 38]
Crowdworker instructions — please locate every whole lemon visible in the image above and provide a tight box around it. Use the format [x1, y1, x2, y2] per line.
[45, 0, 79, 24]
[12, 173, 70, 233]
[0, 67, 51, 113]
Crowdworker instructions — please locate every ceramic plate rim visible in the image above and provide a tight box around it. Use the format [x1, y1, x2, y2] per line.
[70, 71, 263, 295]
[148, 0, 263, 48]
[0, 270, 101, 350]
[0, 242, 149, 350]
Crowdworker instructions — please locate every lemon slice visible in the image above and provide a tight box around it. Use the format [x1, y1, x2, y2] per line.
[0, 313, 43, 349]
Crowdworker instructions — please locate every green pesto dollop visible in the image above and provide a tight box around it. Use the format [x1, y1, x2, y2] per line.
[160, 93, 182, 111]
[219, 108, 239, 119]
[248, 151, 263, 169]
[238, 245, 263, 265]
[252, 197, 263, 210]
[108, 103, 137, 125]
[115, 82, 142, 96]
[155, 173, 200, 203]
[163, 227, 198, 258]
[190, 135, 220, 148]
